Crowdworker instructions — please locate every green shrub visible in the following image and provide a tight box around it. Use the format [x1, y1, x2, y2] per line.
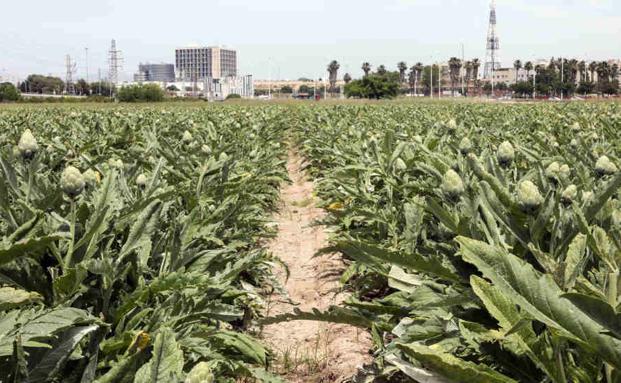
[117, 83, 165, 102]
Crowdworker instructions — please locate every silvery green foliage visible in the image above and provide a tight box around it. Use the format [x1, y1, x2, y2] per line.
[0, 106, 289, 382]
[296, 102, 621, 383]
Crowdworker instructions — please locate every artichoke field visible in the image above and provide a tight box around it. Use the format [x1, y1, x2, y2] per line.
[296, 102, 621, 382]
[0, 106, 288, 382]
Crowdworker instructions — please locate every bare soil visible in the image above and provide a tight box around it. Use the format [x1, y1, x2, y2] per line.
[261, 150, 372, 383]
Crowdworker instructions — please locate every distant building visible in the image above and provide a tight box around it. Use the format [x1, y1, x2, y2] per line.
[133, 63, 175, 83]
[204, 75, 254, 100]
[175, 46, 237, 81]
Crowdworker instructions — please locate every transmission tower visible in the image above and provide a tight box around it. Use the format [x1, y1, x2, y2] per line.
[108, 39, 123, 87]
[65, 55, 77, 95]
[483, 0, 500, 79]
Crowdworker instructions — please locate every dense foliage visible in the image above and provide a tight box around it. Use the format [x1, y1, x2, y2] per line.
[345, 72, 401, 99]
[117, 84, 165, 102]
[0, 106, 289, 382]
[0, 83, 21, 102]
[295, 102, 621, 382]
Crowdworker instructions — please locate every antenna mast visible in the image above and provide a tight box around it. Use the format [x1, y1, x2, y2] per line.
[483, 0, 500, 80]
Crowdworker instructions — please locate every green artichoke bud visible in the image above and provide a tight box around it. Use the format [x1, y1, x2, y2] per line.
[612, 210, 621, 227]
[459, 137, 472, 155]
[446, 119, 457, 131]
[559, 164, 571, 179]
[219, 152, 228, 162]
[442, 169, 465, 198]
[582, 191, 594, 203]
[108, 158, 124, 169]
[545, 162, 561, 181]
[18, 129, 39, 160]
[136, 174, 148, 188]
[201, 144, 212, 155]
[182, 130, 193, 144]
[413, 135, 423, 144]
[517, 180, 543, 211]
[497, 141, 515, 167]
[83, 169, 100, 185]
[595, 156, 618, 176]
[61, 166, 85, 198]
[570, 122, 581, 131]
[394, 158, 407, 171]
[570, 138, 578, 148]
[561, 184, 577, 205]
[185, 362, 214, 383]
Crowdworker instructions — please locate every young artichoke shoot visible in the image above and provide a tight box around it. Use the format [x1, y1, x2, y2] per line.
[18, 129, 39, 160]
[442, 169, 465, 199]
[497, 141, 515, 167]
[459, 137, 472, 155]
[595, 156, 618, 177]
[182, 130, 193, 145]
[136, 173, 148, 189]
[517, 180, 544, 211]
[394, 158, 407, 172]
[83, 169, 100, 186]
[545, 162, 561, 182]
[559, 164, 571, 180]
[561, 185, 578, 205]
[61, 166, 85, 199]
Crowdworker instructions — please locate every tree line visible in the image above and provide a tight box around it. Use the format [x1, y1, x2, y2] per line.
[328, 58, 619, 99]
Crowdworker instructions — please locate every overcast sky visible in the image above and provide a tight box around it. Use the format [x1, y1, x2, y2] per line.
[1, 0, 619, 82]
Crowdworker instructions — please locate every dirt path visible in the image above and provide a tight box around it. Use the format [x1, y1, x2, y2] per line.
[262, 150, 372, 383]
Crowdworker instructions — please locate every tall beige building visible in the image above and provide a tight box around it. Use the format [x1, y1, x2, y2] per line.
[175, 46, 237, 80]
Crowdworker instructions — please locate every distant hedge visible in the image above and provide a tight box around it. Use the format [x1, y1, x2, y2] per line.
[117, 84, 164, 102]
[0, 82, 21, 102]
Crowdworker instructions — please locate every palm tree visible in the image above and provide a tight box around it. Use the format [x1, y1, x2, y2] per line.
[408, 67, 416, 95]
[471, 58, 481, 92]
[377, 65, 387, 75]
[463, 61, 473, 96]
[611, 64, 619, 82]
[448, 57, 462, 96]
[362, 62, 371, 77]
[578, 60, 587, 82]
[343, 73, 352, 84]
[524, 61, 533, 80]
[414, 63, 424, 95]
[327, 60, 340, 96]
[589, 61, 597, 83]
[513, 60, 522, 83]
[397, 61, 408, 84]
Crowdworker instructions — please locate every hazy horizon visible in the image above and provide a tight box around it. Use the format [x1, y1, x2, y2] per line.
[1, 0, 619, 82]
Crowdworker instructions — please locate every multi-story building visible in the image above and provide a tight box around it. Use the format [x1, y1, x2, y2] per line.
[203, 75, 254, 100]
[175, 46, 237, 81]
[133, 63, 175, 83]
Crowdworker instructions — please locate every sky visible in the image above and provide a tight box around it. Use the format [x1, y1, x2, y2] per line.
[0, 0, 619, 82]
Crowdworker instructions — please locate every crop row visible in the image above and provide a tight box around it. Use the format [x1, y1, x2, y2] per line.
[0, 107, 288, 382]
[297, 102, 621, 382]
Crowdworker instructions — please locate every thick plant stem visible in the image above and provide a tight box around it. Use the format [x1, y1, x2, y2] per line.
[64, 200, 77, 270]
[606, 271, 619, 383]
